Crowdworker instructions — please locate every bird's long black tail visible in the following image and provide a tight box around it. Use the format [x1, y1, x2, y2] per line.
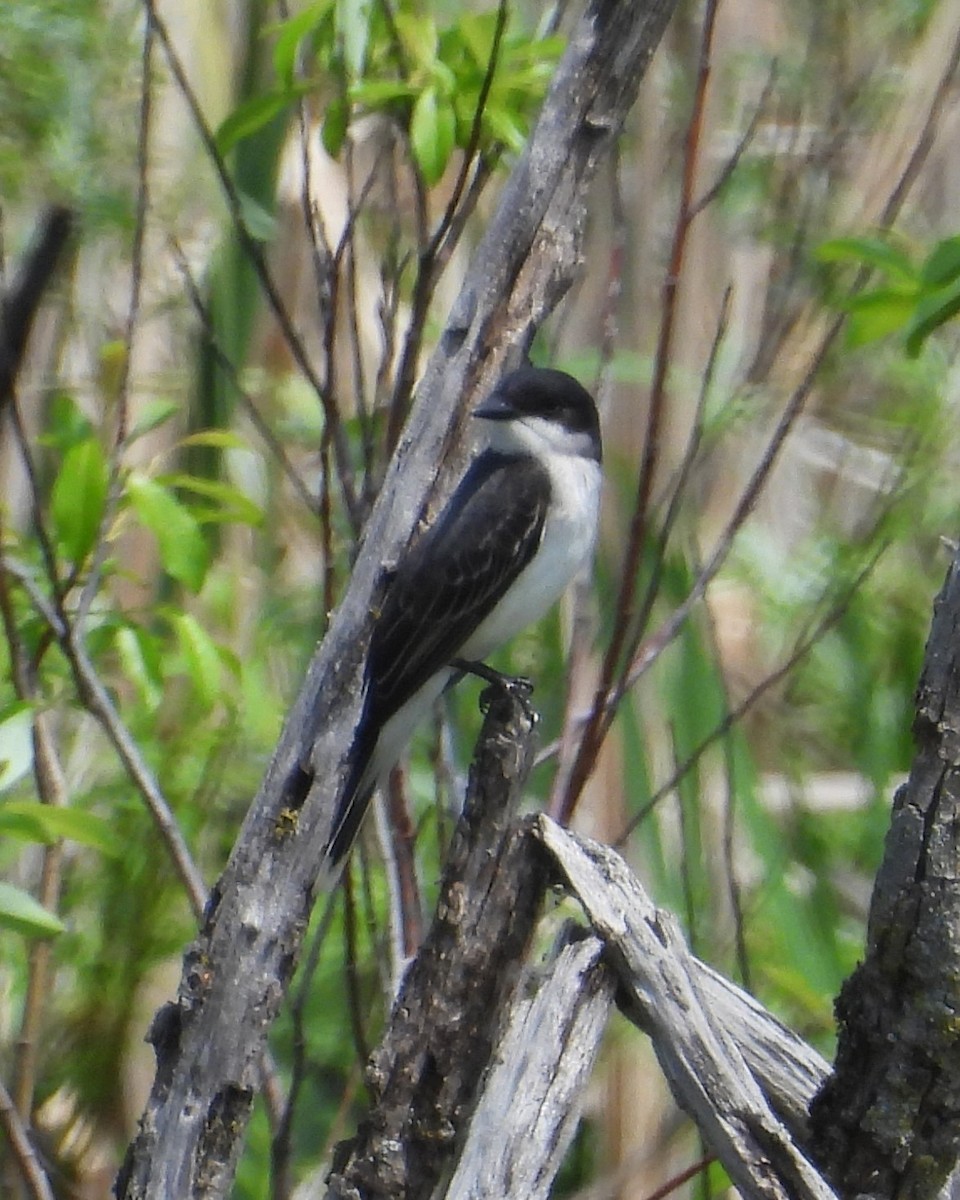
[316, 689, 379, 887]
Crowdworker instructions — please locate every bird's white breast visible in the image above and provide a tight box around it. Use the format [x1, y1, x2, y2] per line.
[459, 446, 601, 661]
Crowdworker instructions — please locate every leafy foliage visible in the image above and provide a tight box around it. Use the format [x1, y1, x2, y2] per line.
[817, 231, 960, 355]
[216, 1, 563, 184]
[0, 0, 138, 222]
[2, 0, 959, 1197]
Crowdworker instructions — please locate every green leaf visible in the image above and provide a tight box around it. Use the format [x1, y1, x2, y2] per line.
[129, 398, 179, 442]
[50, 437, 109, 565]
[482, 103, 526, 153]
[0, 802, 121, 854]
[505, 35, 566, 67]
[177, 430, 250, 451]
[238, 191, 277, 242]
[815, 236, 917, 282]
[349, 79, 417, 107]
[171, 613, 223, 711]
[457, 13, 498, 67]
[428, 59, 456, 98]
[272, 1, 334, 87]
[905, 275, 960, 357]
[322, 95, 349, 157]
[335, 0, 374, 77]
[39, 393, 94, 450]
[157, 474, 264, 527]
[0, 804, 48, 842]
[0, 882, 64, 939]
[215, 90, 300, 156]
[842, 289, 917, 347]
[114, 624, 163, 709]
[394, 12, 438, 67]
[0, 705, 34, 793]
[921, 235, 960, 287]
[126, 474, 209, 592]
[411, 88, 455, 185]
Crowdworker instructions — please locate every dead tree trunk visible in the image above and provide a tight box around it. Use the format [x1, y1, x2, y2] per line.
[810, 550, 960, 1200]
[116, 3, 681, 1196]
[316, 551, 960, 1200]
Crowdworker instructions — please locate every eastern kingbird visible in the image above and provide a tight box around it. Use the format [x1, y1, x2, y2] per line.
[320, 366, 602, 882]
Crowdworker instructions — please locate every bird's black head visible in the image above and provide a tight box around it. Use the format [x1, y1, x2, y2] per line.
[473, 367, 602, 463]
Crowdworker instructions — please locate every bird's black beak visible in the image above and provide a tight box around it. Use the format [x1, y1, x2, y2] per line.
[472, 391, 516, 421]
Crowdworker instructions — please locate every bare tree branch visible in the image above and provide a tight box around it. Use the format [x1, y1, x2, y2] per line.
[0, 1077, 54, 1200]
[537, 817, 834, 1200]
[810, 548, 960, 1200]
[326, 685, 542, 1198]
[116, 4, 681, 1196]
[445, 932, 615, 1200]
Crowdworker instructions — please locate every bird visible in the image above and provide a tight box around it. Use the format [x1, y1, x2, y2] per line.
[320, 365, 603, 883]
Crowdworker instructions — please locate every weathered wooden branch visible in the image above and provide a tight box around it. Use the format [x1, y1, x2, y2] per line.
[810, 550, 960, 1200]
[319, 813, 832, 1200]
[444, 931, 614, 1200]
[536, 817, 836, 1200]
[306, 550, 960, 1200]
[324, 686, 545, 1199]
[117, 4, 681, 1194]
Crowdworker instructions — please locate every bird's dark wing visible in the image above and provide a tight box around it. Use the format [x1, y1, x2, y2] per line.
[367, 452, 551, 724]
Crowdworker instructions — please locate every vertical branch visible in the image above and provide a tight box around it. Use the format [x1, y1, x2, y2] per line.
[550, 146, 626, 813]
[270, 893, 338, 1200]
[0, 550, 67, 1129]
[77, 15, 153, 628]
[342, 866, 372, 1072]
[142, 0, 361, 529]
[0, 1078, 54, 1200]
[385, 0, 508, 453]
[555, 0, 723, 822]
[810, 548, 960, 1199]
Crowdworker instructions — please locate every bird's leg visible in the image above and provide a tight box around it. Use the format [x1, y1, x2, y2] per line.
[450, 658, 537, 720]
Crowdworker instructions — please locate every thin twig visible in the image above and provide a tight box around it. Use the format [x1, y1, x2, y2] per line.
[614, 542, 885, 846]
[537, 308, 841, 776]
[640, 1156, 715, 1200]
[271, 891, 338, 1200]
[76, 17, 153, 629]
[0, 206, 73, 409]
[143, 0, 361, 529]
[698, 545, 752, 988]
[386, 0, 508, 453]
[383, 764, 424, 964]
[688, 60, 778, 221]
[550, 147, 626, 815]
[0, 541, 68, 1127]
[275, 0, 335, 328]
[555, 0, 724, 820]
[426, 0, 508, 264]
[170, 238, 318, 513]
[65, 633, 209, 912]
[0, 1077, 54, 1200]
[1, 500, 207, 912]
[342, 865, 372, 1072]
[614, 286, 732, 739]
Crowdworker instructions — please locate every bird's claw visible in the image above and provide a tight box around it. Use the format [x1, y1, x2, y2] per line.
[452, 658, 538, 722]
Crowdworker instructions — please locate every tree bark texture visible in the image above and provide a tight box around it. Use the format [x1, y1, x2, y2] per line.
[810, 551, 960, 1200]
[444, 931, 614, 1200]
[324, 687, 544, 1200]
[117, 3, 680, 1195]
[536, 818, 836, 1200]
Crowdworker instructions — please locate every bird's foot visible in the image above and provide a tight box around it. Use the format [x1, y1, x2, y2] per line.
[451, 658, 537, 722]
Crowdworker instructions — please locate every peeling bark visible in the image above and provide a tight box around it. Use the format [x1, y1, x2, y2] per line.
[811, 552, 960, 1200]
